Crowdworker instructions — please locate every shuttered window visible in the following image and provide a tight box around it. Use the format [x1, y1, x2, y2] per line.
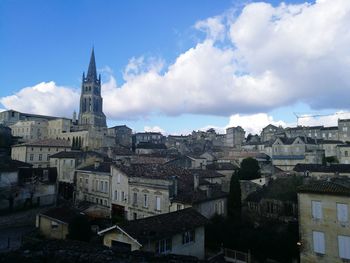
[156, 196, 161, 211]
[312, 201, 322, 219]
[313, 231, 325, 254]
[338, 235, 350, 259]
[337, 203, 348, 223]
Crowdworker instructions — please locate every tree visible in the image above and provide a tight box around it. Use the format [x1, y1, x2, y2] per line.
[237, 157, 261, 180]
[67, 215, 91, 242]
[227, 172, 241, 222]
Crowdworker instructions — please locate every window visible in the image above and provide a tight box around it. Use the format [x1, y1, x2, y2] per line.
[51, 221, 59, 230]
[133, 192, 138, 205]
[156, 238, 172, 254]
[85, 178, 88, 190]
[117, 174, 121, 183]
[95, 180, 98, 191]
[133, 213, 137, 220]
[344, 127, 348, 132]
[182, 230, 195, 244]
[177, 204, 182, 211]
[144, 194, 148, 207]
[312, 201, 322, 220]
[29, 154, 34, 161]
[104, 199, 107, 206]
[104, 181, 108, 193]
[313, 231, 325, 254]
[337, 203, 348, 223]
[114, 190, 118, 201]
[338, 235, 350, 259]
[38, 154, 42, 161]
[156, 196, 161, 211]
[47, 154, 50, 161]
[121, 191, 125, 201]
[70, 160, 73, 166]
[100, 181, 103, 192]
[79, 177, 83, 187]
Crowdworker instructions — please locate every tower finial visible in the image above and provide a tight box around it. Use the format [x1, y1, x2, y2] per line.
[86, 47, 97, 82]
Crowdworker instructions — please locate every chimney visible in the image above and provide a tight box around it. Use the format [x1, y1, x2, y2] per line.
[193, 173, 199, 191]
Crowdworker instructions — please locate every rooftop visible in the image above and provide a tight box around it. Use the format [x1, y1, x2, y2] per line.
[100, 208, 208, 244]
[40, 206, 81, 224]
[298, 177, 350, 196]
[13, 139, 71, 148]
[294, 163, 350, 173]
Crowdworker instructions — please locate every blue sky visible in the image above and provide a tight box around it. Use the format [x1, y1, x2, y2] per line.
[2, 0, 350, 135]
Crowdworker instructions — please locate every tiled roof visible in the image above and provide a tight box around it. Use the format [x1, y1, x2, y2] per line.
[294, 164, 350, 173]
[77, 162, 112, 173]
[136, 142, 167, 149]
[0, 158, 32, 171]
[206, 162, 238, 171]
[119, 208, 208, 243]
[320, 126, 338, 131]
[337, 144, 350, 148]
[40, 206, 81, 224]
[318, 139, 344, 144]
[298, 178, 350, 196]
[115, 163, 228, 204]
[13, 139, 71, 147]
[189, 169, 225, 178]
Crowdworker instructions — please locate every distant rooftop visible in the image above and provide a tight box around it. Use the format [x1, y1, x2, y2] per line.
[12, 139, 71, 147]
[298, 177, 350, 196]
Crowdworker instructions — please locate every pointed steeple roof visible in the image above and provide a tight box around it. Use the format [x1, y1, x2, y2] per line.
[86, 48, 97, 82]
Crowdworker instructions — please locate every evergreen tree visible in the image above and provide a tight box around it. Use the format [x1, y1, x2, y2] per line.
[227, 172, 242, 222]
[237, 157, 261, 180]
[67, 215, 91, 242]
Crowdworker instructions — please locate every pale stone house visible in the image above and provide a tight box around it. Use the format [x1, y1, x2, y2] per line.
[261, 124, 284, 142]
[10, 120, 48, 141]
[11, 139, 71, 168]
[110, 163, 228, 221]
[49, 150, 105, 199]
[108, 125, 132, 148]
[272, 136, 324, 171]
[36, 206, 81, 240]
[338, 119, 350, 142]
[98, 208, 208, 259]
[336, 144, 350, 164]
[298, 178, 350, 262]
[75, 162, 112, 217]
[318, 139, 344, 157]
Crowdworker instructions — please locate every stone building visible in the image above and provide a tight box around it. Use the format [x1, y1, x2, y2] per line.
[98, 208, 208, 259]
[108, 125, 132, 148]
[225, 126, 245, 148]
[298, 178, 350, 262]
[336, 144, 350, 164]
[11, 139, 71, 168]
[271, 137, 324, 171]
[10, 120, 48, 141]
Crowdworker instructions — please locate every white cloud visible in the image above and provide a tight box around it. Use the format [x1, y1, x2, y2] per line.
[0, 82, 79, 117]
[143, 125, 165, 134]
[298, 111, 350, 127]
[3, 0, 350, 122]
[226, 113, 289, 135]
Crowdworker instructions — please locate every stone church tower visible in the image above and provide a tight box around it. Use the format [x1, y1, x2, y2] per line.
[78, 49, 107, 128]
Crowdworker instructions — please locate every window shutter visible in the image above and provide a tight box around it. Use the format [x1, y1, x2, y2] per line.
[156, 196, 161, 210]
[337, 204, 348, 222]
[313, 231, 325, 254]
[338, 235, 350, 259]
[312, 201, 322, 219]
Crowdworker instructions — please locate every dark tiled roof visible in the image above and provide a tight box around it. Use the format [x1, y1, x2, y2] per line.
[318, 139, 344, 144]
[277, 136, 317, 145]
[13, 139, 71, 147]
[206, 162, 238, 171]
[120, 208, 208, 243]
[77, 162, 112, 173]
[40, 206, 81, 224]
[49, 151, 84, 159]
[294, 164, 350, 173]
[337, 144, 350, 148]
[136, 142, 167, 149]
[0, 158, 32, 171]
[189, 169, 224, 178]
[320, 126, 338, 131]
[298, 178, 350, 196]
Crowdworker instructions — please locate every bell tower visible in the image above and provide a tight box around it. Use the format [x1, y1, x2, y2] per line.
[78, 48, 107, 128]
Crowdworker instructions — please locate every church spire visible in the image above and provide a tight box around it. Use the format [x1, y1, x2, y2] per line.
[86, 47, 97, 82]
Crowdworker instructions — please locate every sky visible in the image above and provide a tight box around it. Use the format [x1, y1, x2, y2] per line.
[2, 0, 350, 135]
